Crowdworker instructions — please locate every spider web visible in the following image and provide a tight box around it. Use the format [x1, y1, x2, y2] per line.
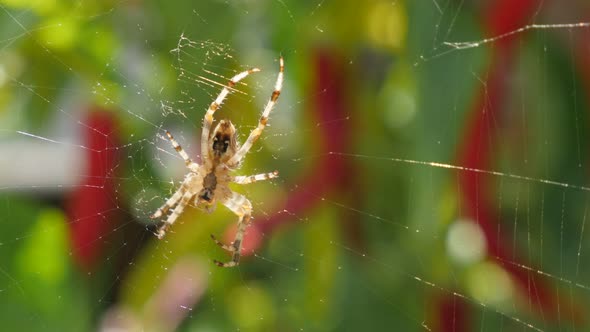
[0, 0, 589, 331]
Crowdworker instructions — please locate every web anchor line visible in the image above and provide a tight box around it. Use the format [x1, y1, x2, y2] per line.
[327, 152, 590, 192]
[444, 22, 590, 50]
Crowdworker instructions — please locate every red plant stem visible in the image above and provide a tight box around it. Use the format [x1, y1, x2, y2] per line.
[67, 110, 121, 271]
[436, 295, 468, 332]
[255, 49, 354, 234]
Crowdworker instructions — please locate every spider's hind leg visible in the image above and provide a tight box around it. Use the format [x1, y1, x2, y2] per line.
[210, 234, 236, 252]
[155, 190, 195, 239]
[212, 191, 253, 267]
[150, 184, 187, 219]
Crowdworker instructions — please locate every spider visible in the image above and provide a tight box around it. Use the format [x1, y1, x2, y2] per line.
[150, 57, 284, 267]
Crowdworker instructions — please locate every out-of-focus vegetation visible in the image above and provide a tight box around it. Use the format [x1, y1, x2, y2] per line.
[1, 0, 590, 331]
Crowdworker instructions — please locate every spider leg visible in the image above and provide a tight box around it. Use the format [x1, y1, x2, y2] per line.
[150, 180, 189, 219]
[201, 67, 261, 165]
[227, 56, 284, 167]
[233, 171, 279, 185]
[164, 130, 198, 169]
[156, 190, 195, 239]
[210, 234, 235, 252]
[212, 191, 253, 267]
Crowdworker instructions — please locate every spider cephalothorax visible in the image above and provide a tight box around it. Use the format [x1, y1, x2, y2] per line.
[210, 119, 238, 162]
[150, 57, 284, 267]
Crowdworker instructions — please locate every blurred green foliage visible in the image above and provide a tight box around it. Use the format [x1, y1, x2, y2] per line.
[0, 0, 589, 331]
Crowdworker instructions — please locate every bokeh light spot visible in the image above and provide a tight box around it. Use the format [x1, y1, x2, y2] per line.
[467, 262, 514, 307]
[446, 219, 487, 265]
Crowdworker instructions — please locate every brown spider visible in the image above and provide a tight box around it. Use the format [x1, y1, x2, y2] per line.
[150, 57, 284, 267]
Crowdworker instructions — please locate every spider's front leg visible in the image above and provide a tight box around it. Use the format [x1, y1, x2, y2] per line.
[201, 68, 260, 165]
[211, 191, 253, 267]
[227, 57, 283, 166]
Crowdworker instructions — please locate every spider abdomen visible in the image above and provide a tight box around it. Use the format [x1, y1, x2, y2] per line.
[200, 172, 217, 202]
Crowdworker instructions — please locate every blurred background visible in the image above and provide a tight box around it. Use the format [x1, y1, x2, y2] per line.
[1, 0, 590, 331]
